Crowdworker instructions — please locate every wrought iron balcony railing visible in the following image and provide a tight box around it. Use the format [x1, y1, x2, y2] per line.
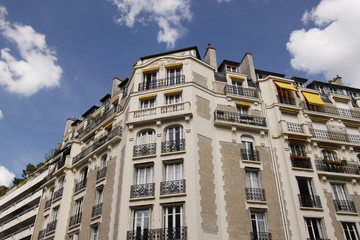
[45, 198, 52, 209]
[306, 238, 330, 240]
[134, 143, 157, 157]
[77, 106, 121, 139]
[241, 148, 260, 161]
[38, 229, 46, 240]
[224, 85, 259, 98]
[246, 188, 266, 201]
[251, 231, 272, 240]
[97, 166, 107, 180]
[161, 139, 185, 153]
[138, 75, 185, 91]
[286, 122, 303, 133]
[69, 212, 82, 227]
[334, 199, 357, 212]
[303, 102, 360, 119]
[74, 179, 87, 192]
[298, 194, 322, 208]
[309, 128, 360, 144]
[53, 187, 63, 200]
[160, 179, 186, 195]
[46, 220, 57, 232]
[214, 110, 267, 127]
[130, 183, 155, 198]
[127, 226, 187, 240]
[73, 126, 122, 164]
[277, 95, 296, 105]
[92, 203, 103, 217]
[291, 156, 312, 169]
[315, 160, 360, 175]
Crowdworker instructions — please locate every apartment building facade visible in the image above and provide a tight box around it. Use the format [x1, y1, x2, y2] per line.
[28, 45, 360, 240]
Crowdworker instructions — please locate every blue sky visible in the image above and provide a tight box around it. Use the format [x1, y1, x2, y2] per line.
[0, 0, 359, 186]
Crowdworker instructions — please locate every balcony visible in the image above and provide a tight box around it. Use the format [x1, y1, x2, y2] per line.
[133, 143, 156, 157]
[74, 179, 87, 192]
[298, 194, 322, 208]
[1, 223, 34, 240]
[161, 139, 185, 153]
[315, 160, 360, 175]
[46, 220, 57, 232]
[45, 198, 52, 209]
[310, 128, 360, 145]
[286, 122, 304, 133]
[127, 226, 187, 240]
[251, 231, 272, 240]
[77, 106, 121, 139]
[291, 156, 312, 169]
[241, 149, 260, 161]
[160, 179, 186, 195]
[69, 212, 82, 227]
[97, 166, 107, 180]
[306, 238, 330, 240]
[303, 103, 360, 119]
[53, 187, 63, 200]
[138, 75, 185, 91]
[277, 95, 296, 105]
[334, 199, 357, 212]
[246, 188, 266, 201]
[73, 126, 122, 164]
[224, 85, 258, 98]
[38, 229, 46, 239]
[130, 183, 155, 198]
[214, 110, 267, 127]
[128, 102, 192, 125]
[92, 203, 103, 218]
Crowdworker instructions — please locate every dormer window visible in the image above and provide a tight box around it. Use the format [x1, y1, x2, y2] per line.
[226, 65, 238, 73]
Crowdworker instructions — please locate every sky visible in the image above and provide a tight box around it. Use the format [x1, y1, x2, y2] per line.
[0, 0, 360, 187]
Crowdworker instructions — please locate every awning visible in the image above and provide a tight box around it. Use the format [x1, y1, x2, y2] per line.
[164, 89, 183, 95]
[142, 67, 160, 72]
[274, 81, 297, 91]
[111, 95, 119, 103]
[229, 75, 245, 80]
[103, 122, 113, 129]
[235, 101, 251, 106]
[302, 92, 325, 105]
[139, 94, 157, 99]
[165, 63, 183, 68]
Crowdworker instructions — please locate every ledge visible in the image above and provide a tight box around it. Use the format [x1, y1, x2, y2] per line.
[160, 193, 186, 199]
[129, 196, 156, 202]
[299, 207, 323, 211]
[133, 154, 157, 160]
[161, 150, 186, 157]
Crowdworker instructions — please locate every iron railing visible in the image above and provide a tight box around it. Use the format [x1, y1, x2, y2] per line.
[309, 128, 360, 144]
[246, 188, 266, 201]
[74, 179, 87, 192]
[133, 143, 157, 157]
[241, 148, 260, 161]
[334, 199, 357, 212]
[286, 122, 303, 133]
[291, 156, 312, 169]
[306, 238, 330, 240]
[224, 85, 259, 98]
[92, 203, 103, 217]
[298, 194, 322, 208]
[38, 229, 46, 239]
[130, 183, 155, 198]
[161, 139, 185, 153]
[46, 220, 57, 232]
[53, 187, 63, 200]
[97, 166, 107, 180]
[127, 226, 187, 240]
[45, 198, 52, 209]
[138, 75, 185, 91]
[160, 179, 186, 195]
[303, 102, 360, 119]
[315, 160, 360, 175]
[277, 95, 296, 105]
[73, 126, 122, 164]
[251, 231, 272, 240]
[69, 212, 82, 227]
[214, 110, 267, 127]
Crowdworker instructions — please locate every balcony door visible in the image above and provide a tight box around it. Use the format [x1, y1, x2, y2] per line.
[165, 126, 183, 150]
[241, 137, 255, 160]
[305, 218, 326, 240]
[246, 171, 260, 189]
[138, 130, 155, 145]
[342, 222, 360, 240]
[163, 205, 184, 239]
[133, 209, 150, 238]
[332, 184, 347, 200]
[297, 178, 318, 207]
[143, 72, 157, 90]
[135, 166, 153, 185]
[167, 67, 182, 85]
[250, 212, 268, 238]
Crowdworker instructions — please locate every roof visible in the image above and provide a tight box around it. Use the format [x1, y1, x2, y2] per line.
[255, 69, 285, 78]
[307, 80, 360, 92]
[291, 76, 308, 83]
[100, 94, 111, 103]
[140, 46, 201, 61]
[81, 105, 99, 118]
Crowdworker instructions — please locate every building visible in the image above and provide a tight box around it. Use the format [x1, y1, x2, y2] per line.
[29, 45, 360, 240]
[0, 166, 48, 240]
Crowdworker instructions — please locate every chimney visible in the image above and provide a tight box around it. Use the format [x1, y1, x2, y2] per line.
[112, 76, 122, 96]
[204, 44, 217, 70]
[328, 75, 344, 86]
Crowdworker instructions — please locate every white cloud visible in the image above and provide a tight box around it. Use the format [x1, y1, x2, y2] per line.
[287, 0, 360, 88]
[111, 0, 192, 48]
[0, 6, 62, 97]
[0, 109, 3, 119]
[0, 166, 15, 187]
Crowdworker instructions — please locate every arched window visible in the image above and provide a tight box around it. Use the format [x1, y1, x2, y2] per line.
[162, 125, 184, 153]
[241, 136, 257, 161]
[134, 129, 156, 157]
[322, 150, 337, 161]
[100, 154, 108, 168]
[137, 129, 156, 144]
[75, 166, 88, 192]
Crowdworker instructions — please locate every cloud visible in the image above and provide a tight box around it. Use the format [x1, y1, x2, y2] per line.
[0, 6, 62, 97]
[0, 166, 15, 187]
[287, 0, 360, 88]
[0, 109, 3, 119]
[111, 0, 192, 48]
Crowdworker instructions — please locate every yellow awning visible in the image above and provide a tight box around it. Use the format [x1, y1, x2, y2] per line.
[165, 63, 183, 68]
[274, 81, 297, 91]
[288, 137, 307, 142]
[279, 107, 300, 113]
[142, 67, 160, 72]
[164, 89, 183, 95]
[235, 101, 251, 106]
[139, 94, 157, 99]
[302, 92, 325, 105]
[111, 96, 119, 103]
[103, 122, 113, 129]
[229, 75, 245, 80]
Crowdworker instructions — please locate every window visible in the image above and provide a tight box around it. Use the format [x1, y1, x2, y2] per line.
[140, 98, 155, 109]
[131, 165, 154, 198]
[164, 126, 183, 143]
[91, 225, 99, 240]
[357, 154, 360, 163]
[290, 143, 306, 157]
[241, 137, 257, 161]
[51, 207, 59, 222]
[70, 233, 79, 240]
[237, 105, 249, 116]
[165, 162, 183, 181]
[165, 93, 182, 105]
[305, 218, 326, 240]
[135, 166, 153, 185]
[74, 198, 83, 215]
[163, 126, 184, 152]
[100, 154, 107, 168]
[79, 167, 88, 182]
[246, 171, 261, 189]
[95, 187, 103, 205]
[226, 65, 238, 72]
[297, 178, 320, 207]
[246, 171, 265, 201]
[167, 67, 182, 85]
[322, 150, 337, 161]
[163, 205, 184, 239]
[137, 130, 156, 145]
[143, 71, 158, 90]
[342, 222, 360, 240]
[133, 209, 150, 236]
[250, 211, 269, 239]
